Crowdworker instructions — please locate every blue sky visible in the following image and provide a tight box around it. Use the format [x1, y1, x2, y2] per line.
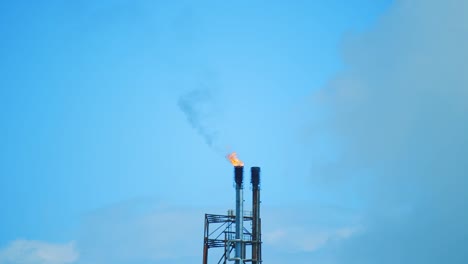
[1, 1, 467, 263]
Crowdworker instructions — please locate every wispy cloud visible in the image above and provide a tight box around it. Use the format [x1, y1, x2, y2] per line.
[75, 200, 203, 263]
[309, 0, 468, 263]
[262, 206, 361, 255]
[0, 240, 78, 264]
[0, 200, 362, 264]
[264, 226, 360, 253]
[74, 202, 362, 263]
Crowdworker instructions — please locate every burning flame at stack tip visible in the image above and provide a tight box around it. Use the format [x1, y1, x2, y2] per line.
[226, 152, 244, 167]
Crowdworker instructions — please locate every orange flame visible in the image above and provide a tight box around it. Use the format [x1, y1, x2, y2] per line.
[226, 152, 244, 166]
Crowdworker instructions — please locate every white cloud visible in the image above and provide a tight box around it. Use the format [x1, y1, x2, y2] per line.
[307, 0, 468, 263]
[75, 200, 204, 263]
[0, 240, 78, 264]
[264, 226, 360, 253]
[261, 206, 362, 255]
[0, 203, 360, 264]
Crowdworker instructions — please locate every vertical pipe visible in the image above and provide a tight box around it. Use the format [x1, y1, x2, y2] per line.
[251, 167, 261, 264]
[203, 244, 208, 264]
[258, 218, 262, 263]
[234, 166, 244, 264]
[203, 215, 209, 264]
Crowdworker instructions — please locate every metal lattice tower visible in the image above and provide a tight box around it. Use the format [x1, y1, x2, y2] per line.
[202, 166, 262, 264]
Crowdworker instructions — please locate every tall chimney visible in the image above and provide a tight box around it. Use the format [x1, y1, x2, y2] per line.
[234, 166, 244, 264]
[251, 167, 261, 264]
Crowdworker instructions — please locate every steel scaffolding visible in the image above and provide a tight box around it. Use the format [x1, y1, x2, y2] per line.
[202, 213, 261, 264]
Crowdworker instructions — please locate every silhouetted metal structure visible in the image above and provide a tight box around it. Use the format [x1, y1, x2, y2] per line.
[251, 167, 261, 264]
[202, 166, 262, 264]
